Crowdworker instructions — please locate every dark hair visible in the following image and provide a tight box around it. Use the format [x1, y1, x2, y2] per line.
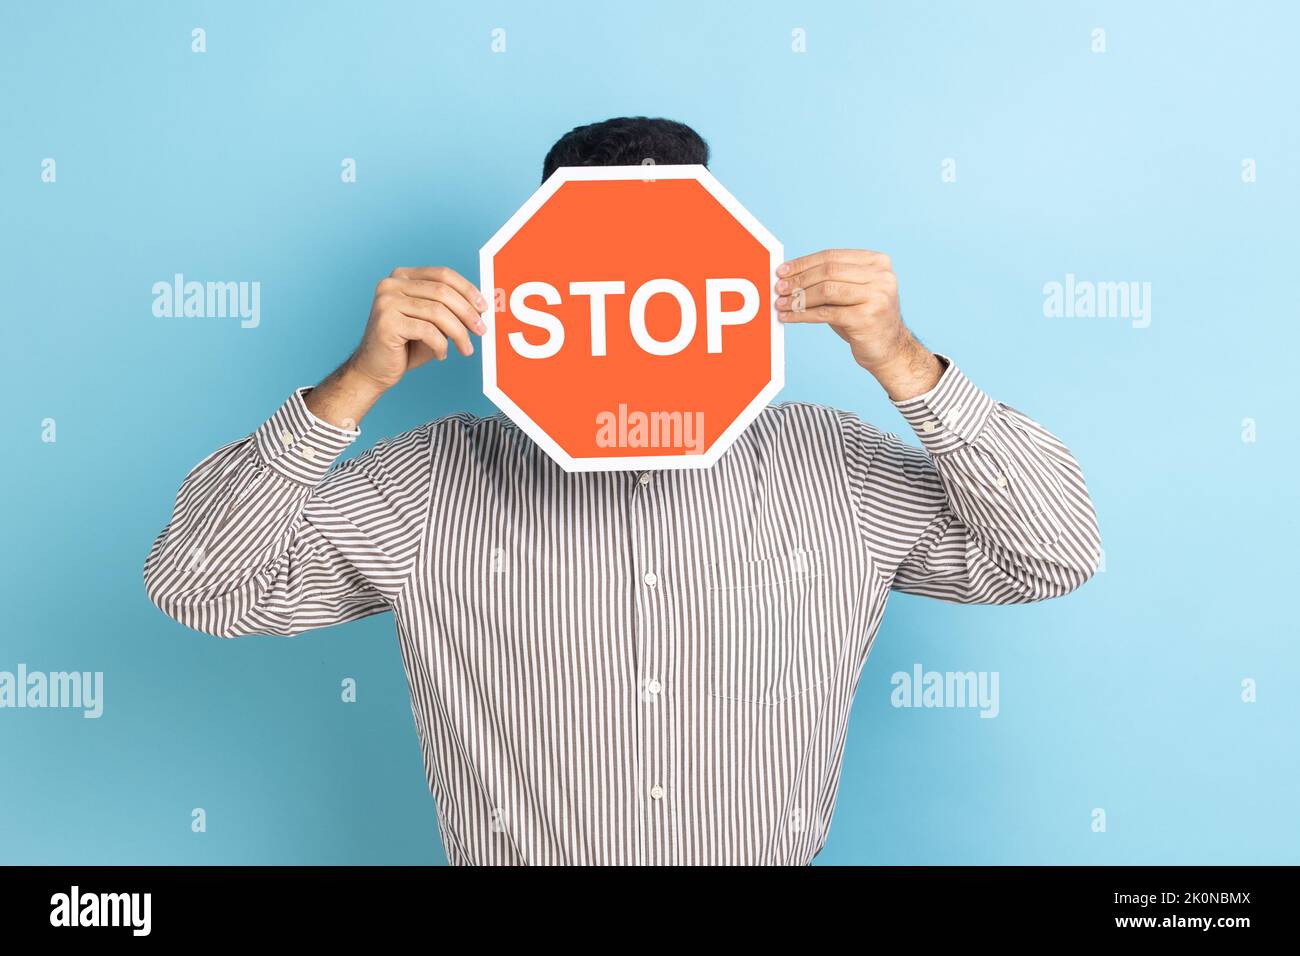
[541, 117, 709, 182]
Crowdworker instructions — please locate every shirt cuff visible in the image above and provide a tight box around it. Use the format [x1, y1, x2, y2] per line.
[253, 387, 362, 484]
[891, 354, 996, 455]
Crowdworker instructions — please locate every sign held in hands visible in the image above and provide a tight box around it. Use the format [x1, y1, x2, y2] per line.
[479, 165, 783, 472]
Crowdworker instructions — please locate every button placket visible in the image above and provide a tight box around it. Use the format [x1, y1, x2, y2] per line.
[629, 468, 671, 863]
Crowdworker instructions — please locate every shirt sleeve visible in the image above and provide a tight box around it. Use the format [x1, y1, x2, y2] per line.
[839, 356, 1102, 604]
[143, 388, 432, 637]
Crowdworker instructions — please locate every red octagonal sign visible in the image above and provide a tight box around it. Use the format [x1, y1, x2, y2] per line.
[479, 165, 783, 471]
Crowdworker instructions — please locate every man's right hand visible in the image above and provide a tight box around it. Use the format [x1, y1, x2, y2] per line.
[305, 266, 487, 429]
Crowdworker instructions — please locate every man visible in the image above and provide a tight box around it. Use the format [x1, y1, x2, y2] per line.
[145, 117, 1101, 865]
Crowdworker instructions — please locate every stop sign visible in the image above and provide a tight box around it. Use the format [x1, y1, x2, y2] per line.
[479, 165, 783, 472]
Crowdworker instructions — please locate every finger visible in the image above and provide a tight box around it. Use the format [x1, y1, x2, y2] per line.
[777, 249, 888, 278]
[400, 298, 474, 357]
[775, 259, 881, 293]
[383, 277, 485, 335]
[390, 267, 488, 313]
[777, 303, 865, 326]
[398, 315, 449, 362]
[775, 279, 868, 312]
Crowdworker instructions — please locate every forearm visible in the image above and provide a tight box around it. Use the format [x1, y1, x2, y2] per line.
[143, 391, 362, 636]
[889, 362, 1102, 602]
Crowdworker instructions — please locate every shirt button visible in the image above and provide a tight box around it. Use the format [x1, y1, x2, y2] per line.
[638, 472, 652, 486]
[643, 571, 658, 588]
[650, 784, 665, 801]
[995, 474, 1008, 489]
[647, 678, 663, 696]
[279, 430, 294, 447]
[921, 419, 938, 434]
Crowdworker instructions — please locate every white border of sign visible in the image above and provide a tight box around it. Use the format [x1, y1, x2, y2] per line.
[479, 164, 784, 473]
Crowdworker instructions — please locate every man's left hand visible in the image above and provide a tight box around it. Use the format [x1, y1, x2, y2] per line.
[774, 248, 944, 400]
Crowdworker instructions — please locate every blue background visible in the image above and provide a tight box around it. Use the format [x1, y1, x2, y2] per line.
[2, 1, 1296, 864]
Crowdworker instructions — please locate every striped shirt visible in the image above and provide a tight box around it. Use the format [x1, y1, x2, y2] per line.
[144, 356, 1101, 865]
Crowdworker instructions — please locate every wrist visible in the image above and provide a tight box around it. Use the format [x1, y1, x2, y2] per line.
[305, 359, 387, 429]
[862, 333, 944, 402]
[337, 357, 390, 405]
